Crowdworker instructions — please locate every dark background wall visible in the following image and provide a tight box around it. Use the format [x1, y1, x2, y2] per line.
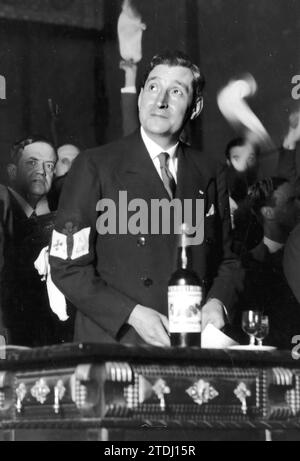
[0, 0, 299, 182]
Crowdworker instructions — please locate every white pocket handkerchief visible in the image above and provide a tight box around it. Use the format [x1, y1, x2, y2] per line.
[206, 204, 215, 217]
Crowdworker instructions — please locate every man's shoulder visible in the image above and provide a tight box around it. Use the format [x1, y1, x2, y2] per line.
[183, 144, 224, 178]
[291, 223, 300, 238]
[0, 184, 13, 223]
[286, 223, 300, 250]
[80, 132, 139, 166]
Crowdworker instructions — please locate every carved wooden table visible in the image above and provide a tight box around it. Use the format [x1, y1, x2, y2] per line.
[0, 344, 299, 441]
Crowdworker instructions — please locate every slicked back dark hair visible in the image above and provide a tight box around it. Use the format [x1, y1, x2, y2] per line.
[141, 50, 205, 112]
[248, 177, 288, 218]
[225, 137, 260, 160]
[10, 135, 56, 165]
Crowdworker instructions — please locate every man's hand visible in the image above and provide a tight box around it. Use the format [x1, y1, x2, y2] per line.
[127, 305, 170, 347]
[201, 298, 226, 331]
[283, 110, 300, 150]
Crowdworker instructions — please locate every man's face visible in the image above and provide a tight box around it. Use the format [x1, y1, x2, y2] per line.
[55, 144, 79, 177]
[229, 143, 257, 173]
[273, 182, 298, 231]
[15, 142, 56, 198]
[138, 64, 197, 143]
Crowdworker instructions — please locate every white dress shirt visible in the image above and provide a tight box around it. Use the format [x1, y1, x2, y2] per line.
[140, 127, 178, 183]
[263, 236, 284, 254]
[8, 187, 50, 218]
[121, 86, 136, 94]
[140, 128, 228, 322]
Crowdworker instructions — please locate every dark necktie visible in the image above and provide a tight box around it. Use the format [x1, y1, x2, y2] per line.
[31, 210, 37, 218]
[158, 152, 176, 199]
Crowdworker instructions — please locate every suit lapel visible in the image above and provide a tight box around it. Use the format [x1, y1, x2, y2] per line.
[115, 132, 174, 266]
[115, 131, 170, 202]
[176, 144, 211, 202]
[8, 190, 28, 221]
[116, 134, 212, 202]
[116, 133, 212, 201]
[173, 144, 213, 267]
[114, 134, 213, 268]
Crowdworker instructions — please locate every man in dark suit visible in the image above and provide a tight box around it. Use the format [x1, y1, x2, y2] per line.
[0, 136, 74, 346]
[50, 51, 243, 346]
[0, 186, 11, 340]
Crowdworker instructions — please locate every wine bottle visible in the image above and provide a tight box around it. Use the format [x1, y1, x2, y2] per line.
[168, 224, 203, 347]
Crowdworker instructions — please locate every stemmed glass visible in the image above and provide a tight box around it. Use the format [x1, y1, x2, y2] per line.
[255, 315, 269, 347]
[242, 310, 261, 346]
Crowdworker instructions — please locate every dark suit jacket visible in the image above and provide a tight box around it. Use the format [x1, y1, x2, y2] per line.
[121, 92, 138, 137]
[277, 147, 297, 183]
[0, 185, 74, 346]
[284, 223, 300, 304]
[0, 185, 13, 337]
[50, 131, 243, 344]
[0, 185, 30, 340]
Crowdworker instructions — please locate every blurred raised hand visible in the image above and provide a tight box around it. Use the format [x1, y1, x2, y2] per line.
[117, 0, 146, 64]
[217, 74, 273, 150]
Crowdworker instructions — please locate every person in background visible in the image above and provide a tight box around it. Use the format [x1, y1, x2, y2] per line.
[0, 136, 73, 346]
[55, 144, 80, 178]
[47, 58, 140, 214]
[225, 136, 259, 199]
[283, 211, 300, 307]
[6, 136, 56, 216]
[0, 194, 10, 341]
[226, 109, 300, 255]
[236, 176, 300, 349]
[48, 144, 80, 209]
[225, 136, 263, 255]
[278, 110, 300, 183]
[282, 111, 300, 306]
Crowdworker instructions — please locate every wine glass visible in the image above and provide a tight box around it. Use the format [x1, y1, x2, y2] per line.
[242, 310, 261, 346]
[255, 315, 269, 347]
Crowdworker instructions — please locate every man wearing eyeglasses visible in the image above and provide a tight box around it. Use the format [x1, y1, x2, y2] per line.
[6, 136, 57, 217]
[0, 136, 69, 347]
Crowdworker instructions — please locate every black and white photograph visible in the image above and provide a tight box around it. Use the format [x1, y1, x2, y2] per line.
[0, 0, 300, 442]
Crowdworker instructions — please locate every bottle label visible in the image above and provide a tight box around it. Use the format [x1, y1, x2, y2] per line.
[168, 285, 202, 333]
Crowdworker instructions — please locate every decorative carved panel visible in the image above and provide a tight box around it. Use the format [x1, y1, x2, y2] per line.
[0, 0, 104, 30]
